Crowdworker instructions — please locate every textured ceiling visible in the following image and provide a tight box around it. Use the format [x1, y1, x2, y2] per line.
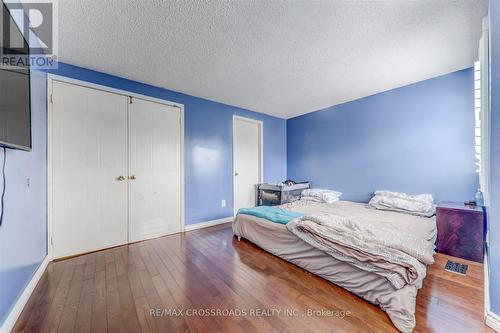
[56, 0, 487, 119]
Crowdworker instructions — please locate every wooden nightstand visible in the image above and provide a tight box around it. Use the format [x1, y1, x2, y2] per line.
[436, 202, 484, 263]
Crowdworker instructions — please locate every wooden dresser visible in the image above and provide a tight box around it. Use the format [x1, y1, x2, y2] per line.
[436, 202, 484, 263]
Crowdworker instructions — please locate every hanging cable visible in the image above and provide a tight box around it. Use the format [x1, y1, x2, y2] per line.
[0, 147, 6, 227]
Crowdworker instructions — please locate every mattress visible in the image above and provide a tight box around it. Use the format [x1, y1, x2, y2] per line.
[232, 200, 437, 333]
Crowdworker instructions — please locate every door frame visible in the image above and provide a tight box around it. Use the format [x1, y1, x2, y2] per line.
[46, 74, 185, 260]
[232, 115, 264, 216]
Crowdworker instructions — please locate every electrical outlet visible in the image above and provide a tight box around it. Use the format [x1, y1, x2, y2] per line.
[221, 199, 226, 207]
[26, 178, 30, 187]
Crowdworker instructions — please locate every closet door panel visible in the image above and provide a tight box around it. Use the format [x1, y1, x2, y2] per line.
[52, 81, 128, 258]
[128, 99, 181, 242]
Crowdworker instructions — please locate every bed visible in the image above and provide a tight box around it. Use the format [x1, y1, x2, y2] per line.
[232, 200, 437, 333]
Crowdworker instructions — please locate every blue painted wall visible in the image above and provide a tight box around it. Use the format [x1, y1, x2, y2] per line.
[287, 68, 478, 203]
[46, 62, 287, 224]
[0, 61, 287, 325]
[0, 34, 481, 328]
[488, 0, 500, 316]
[0, 70, 47, 325]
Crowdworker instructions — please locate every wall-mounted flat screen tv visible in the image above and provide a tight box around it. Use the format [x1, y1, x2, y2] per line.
[0, 2, 31, 151]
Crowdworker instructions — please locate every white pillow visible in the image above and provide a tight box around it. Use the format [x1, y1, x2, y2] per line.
[374, 190, 433, 203]
[369, 191, 435, 217]
[322, 192, 341, 203]
[301, 188, 342, 203]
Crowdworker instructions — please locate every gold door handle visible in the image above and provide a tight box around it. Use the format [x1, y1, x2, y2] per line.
[117, 175, 126, 181]
[129, 175, 136, 180]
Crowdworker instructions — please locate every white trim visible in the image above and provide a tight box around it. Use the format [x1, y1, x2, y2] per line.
[184, 217, 233, 232]
[47, 76, 54, 260]
[479, 17, 491, 205]
[485, 250, 500, 332]
[0, 256, 50, 333]
[46, 74, 185, 260]
[232, 115, 264, 216]
[46, 74, 184, 109]
[485, 247, 491, 318]
[487, 311, 500, 332]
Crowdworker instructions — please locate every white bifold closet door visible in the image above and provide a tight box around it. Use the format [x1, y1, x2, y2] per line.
[128, 98, 181, 242]
[51, 81, 182, 259]
[52, 81, 129, 258]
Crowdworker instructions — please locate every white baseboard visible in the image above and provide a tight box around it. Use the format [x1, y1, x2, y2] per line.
[0, 255, 50, 333]
[184, 216, 233, 232]
[484, 247, 499, 332]
[485, 250, 491, 317]
[487, 311, 500, 332]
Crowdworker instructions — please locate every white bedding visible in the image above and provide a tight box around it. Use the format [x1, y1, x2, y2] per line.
[368, 191, 436, 217]
[233, 200, 437, 333]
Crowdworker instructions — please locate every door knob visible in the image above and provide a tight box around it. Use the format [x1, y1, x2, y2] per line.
[117, 175, 126, 181]
[235, 172, 239, 176]
[129, 175, 136, 180]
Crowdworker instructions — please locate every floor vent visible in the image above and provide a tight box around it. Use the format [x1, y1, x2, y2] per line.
[445, 260, 468, 275]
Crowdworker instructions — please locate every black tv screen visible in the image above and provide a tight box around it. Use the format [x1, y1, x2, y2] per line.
[0, 3, 31, 151]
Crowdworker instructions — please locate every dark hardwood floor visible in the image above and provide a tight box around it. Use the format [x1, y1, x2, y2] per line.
[13, 223, 492, 333]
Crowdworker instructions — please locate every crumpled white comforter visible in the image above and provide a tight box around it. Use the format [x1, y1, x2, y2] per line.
[286, 212, 434, 289]
[368, 191, 436, 217]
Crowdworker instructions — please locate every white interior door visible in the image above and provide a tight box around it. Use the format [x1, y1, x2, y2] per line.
[233, 116, 262, 214]
[128, 98, 182, 242]
[52, 81, 128, 259]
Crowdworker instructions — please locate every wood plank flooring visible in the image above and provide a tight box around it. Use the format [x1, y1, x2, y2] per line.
[13, 223, 492, 333]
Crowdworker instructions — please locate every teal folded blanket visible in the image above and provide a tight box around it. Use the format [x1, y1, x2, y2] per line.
[237, 206, 304, 225]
